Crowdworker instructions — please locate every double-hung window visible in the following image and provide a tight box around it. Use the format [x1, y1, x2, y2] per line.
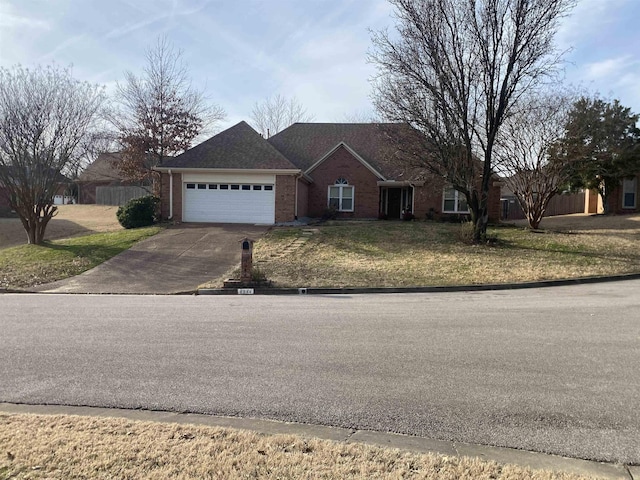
[443, 187, 468, 213]
[328, 178, 354, 212]
[623, 176, 637, 209]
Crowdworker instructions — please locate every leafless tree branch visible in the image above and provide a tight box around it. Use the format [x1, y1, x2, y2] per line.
[0, 64, 106, 244]
[250, 94, 314, 137]
[370, 0, 575, 242]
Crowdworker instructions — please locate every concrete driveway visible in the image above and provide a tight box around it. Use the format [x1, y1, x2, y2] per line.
[32, 224, 269, 294]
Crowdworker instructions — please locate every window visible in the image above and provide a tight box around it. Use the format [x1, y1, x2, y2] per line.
[186, 183, 196, 189]
[253, 185, 262, 191]
[208, 184, 217, 189]
[220, 184, 229, 190]
[231, 184, 240, 190]
[328, 178, 354, 212]
[242, 185, 251, 190]
[197, 184, 206, 190]
[623, 176, 637, 209]
[264, 185, 273, 191]
[443, 187, 468, 213]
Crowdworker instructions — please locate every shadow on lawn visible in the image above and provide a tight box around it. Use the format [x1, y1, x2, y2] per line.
[0, 218, 98, 249]
[42, 239, 126, 262]
[515, 213, 640, 232]
[498, 237, 640, 264]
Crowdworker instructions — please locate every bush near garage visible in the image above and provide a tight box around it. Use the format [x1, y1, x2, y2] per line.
[116, 195, 159, 229]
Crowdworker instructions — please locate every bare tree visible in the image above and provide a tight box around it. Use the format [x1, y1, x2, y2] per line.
[495, 91, 575, 229]
[370, 0, 574, 243]
[0, 65, 106, 244]
[339, 109, 380, 123]
[109, 36, 225, 190]
[250, 94, 314, 137]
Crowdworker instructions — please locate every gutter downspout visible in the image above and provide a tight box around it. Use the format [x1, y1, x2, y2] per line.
[168, 170, 173, 220]
[294, 173, 299, 220]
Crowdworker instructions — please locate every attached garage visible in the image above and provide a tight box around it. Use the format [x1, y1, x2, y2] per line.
[182, 173, 275, 224]
[156, 121, 302, 225]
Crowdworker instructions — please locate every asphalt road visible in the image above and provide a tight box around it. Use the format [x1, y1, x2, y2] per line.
[1, 281, 639, 464]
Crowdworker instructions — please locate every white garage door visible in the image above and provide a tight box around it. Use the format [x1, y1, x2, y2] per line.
[183, 181, 275, 224]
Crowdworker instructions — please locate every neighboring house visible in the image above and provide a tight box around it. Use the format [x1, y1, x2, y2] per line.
[0, 166, 70, 216]
[155, 121, 502, 224]
[0, 186, 12, 215]
[501, 174, 638, 219]
[600, 175, 638, 214]
[77, 152, 149, 205]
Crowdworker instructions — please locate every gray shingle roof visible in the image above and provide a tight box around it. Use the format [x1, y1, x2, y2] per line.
[78, 152, 124, 182]
[160, 121, 297, 170]
[267, 123, 426, 180]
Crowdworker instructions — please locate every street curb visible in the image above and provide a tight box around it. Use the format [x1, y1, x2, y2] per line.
[3, 273, 640, 297]
[197, 272, 640, 296]
[0, 403, 633, 479]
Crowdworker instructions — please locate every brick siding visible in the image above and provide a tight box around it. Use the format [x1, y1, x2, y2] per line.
[307, 146, 380, 218]
[296, 178, 309, 218]
[160, 172, 183, 222]
[275, 175, 296, 222]
[608, 176, 639, 214]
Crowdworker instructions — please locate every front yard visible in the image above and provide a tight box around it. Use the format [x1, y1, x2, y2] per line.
[2, 210, 639, 291]
[0, 227, 161, 290]
[0, 205, 123, 249]
[235, 214, 640, 288]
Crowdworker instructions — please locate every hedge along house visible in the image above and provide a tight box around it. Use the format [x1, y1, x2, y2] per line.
[155, 121, 501, 224]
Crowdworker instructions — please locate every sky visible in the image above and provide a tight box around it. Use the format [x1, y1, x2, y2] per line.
[1, 0, 639, 132]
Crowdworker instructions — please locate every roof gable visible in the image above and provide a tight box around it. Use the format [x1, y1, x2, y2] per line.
[160, 121, 297, 170]
[306, 142, 386, 180]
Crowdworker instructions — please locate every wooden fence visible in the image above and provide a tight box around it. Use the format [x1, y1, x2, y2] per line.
[501, 191, 585, 221]
[96, 186, 149, 206]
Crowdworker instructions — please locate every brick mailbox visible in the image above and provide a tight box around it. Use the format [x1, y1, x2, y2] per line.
[240, 237, 254, 284]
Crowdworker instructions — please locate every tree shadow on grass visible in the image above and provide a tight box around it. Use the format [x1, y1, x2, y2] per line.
[42, 240, 128, 264]
[1, 218, 96, 249]
[498, 237, 640, 264]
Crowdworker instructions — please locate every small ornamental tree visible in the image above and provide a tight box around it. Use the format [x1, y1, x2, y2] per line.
[495, 91, 576, 229]
[0, 65, 106, 244]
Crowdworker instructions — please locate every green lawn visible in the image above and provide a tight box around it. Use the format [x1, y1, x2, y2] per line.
[242, 218, 640, 288]
[0, 227, 161, 290]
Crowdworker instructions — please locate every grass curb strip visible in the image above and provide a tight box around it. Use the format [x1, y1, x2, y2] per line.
[197, 272, 640, 295]
[0, 403, 632, 480]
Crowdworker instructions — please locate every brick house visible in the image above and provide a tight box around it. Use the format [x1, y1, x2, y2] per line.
[584, 176, 638, 214]
[0, 166, 71, 216]
[155, 121, 501, 224]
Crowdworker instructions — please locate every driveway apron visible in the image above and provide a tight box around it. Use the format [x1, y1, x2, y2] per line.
[31, 224, 269, 294]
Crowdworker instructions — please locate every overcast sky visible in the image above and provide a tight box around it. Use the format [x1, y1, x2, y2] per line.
[1, 0, 639, 132]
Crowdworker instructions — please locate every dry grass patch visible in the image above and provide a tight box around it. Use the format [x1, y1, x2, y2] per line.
[0, 205, 122, 250]
[0, 414, 601, 480]
[246, 217, 640, 288]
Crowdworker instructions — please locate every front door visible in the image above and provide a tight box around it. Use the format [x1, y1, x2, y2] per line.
[387, 188, 402, 219]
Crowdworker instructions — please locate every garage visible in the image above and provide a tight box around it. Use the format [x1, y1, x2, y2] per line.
[182, 173, 276, 224]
